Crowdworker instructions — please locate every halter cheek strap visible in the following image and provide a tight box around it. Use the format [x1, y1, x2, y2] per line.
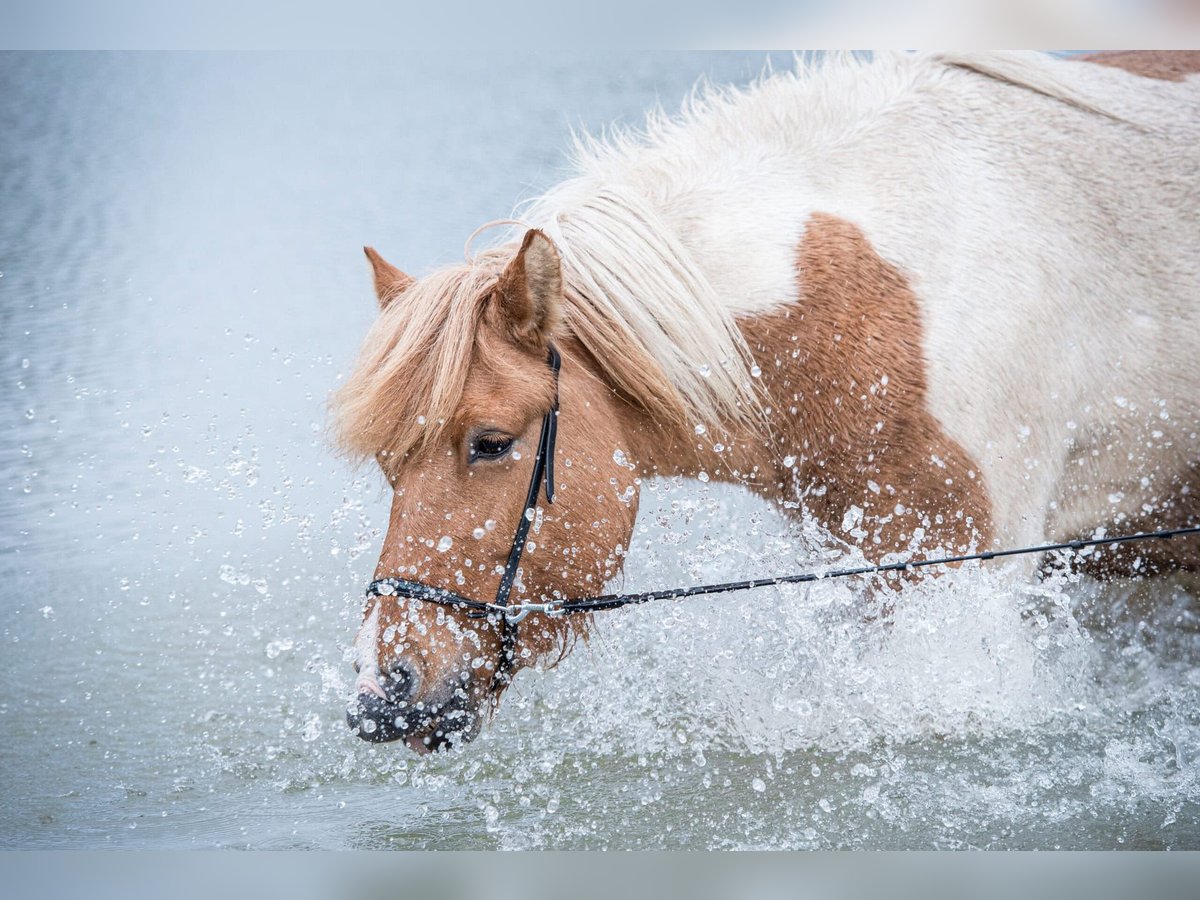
[366, 344, 562, 685]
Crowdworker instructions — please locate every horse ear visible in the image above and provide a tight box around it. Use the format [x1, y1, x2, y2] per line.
[494, 229, 562, 344]
[363, 246, 413, 310]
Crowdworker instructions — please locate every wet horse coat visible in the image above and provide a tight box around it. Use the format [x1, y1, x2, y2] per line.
[337, 52, 1200, 749]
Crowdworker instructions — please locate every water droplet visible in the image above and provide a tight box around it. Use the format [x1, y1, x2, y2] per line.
[512, 450, 522, 461]
[713, 443, 724, 453]
[694, 424, 706, 436]
[783, 455, 796, 467]
[697, 471, 710, 483]
[751, 778, 766, 792]
[697, 363, 711, 377]
[436, 536, 453, 552]
[750, 365, 762, 378]
[416, 415, 427, 426]
[301, 714, 322, 742]
[472, 527, 485, 540]
[484, 519, 496, 532]
[24, 409, 34, 420]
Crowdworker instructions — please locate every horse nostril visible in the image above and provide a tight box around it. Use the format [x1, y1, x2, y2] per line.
[383, 660, 417, 704]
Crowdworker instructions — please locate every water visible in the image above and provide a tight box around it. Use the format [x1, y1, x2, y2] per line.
[2, 51, 1199, 849]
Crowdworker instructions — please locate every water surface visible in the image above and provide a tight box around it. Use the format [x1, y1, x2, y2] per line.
[2, 51, 1198, 849]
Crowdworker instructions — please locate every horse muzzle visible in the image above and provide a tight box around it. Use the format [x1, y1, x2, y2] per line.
[346, 667, 482, 752]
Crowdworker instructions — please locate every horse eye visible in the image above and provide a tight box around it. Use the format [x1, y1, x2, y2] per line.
[469, 433, 515, 463]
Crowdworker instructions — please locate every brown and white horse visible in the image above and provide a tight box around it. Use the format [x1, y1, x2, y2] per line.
[335, 51, 1200, 752]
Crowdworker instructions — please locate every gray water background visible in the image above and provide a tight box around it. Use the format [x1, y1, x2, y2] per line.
[2, 51, 1199, 849]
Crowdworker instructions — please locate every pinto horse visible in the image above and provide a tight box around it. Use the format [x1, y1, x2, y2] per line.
[336, 51, 1200, 752]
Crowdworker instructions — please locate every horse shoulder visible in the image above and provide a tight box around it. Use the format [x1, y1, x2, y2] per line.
[743, 212, 993, 559]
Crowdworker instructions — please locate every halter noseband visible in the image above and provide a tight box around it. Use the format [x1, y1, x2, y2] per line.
[365, 344, 561, 684]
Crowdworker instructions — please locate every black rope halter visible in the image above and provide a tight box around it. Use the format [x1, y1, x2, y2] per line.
[366, 344, 561, 684]
[365, 341, 1200, 685]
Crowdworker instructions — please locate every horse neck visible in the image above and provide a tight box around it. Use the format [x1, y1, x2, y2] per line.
[561, 333, 788, 505]
[568, 294, 948, 529]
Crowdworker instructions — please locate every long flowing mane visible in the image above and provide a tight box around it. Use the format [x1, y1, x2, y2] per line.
[333, 69, 802, 461]
[334, 51, 1171, 463]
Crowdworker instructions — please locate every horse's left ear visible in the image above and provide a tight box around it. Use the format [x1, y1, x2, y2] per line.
[363, 246, 413, 311]
[494, 229, 563, 345]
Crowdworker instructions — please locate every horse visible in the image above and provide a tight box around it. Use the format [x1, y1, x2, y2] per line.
[335, 51, 1200, 753]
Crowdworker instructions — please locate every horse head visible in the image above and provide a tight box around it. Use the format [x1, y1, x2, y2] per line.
[336, 231, 642, 752]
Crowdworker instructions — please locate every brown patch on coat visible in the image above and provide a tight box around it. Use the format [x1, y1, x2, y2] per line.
[737, 213, 992, 560]
[1074, 460, 1200, 578]
[1078, 51, 1200, 82]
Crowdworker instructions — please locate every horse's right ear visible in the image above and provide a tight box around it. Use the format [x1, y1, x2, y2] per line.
[494, 229, 563, 346]
[363, 246, 413, 310]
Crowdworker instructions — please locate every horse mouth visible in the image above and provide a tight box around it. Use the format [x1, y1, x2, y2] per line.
[345, 690, 479, 753]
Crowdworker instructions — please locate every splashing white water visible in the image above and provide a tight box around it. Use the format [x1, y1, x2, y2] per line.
[518, 480, 1101, 757]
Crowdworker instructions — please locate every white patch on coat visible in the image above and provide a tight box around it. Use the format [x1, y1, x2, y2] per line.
[506, 51, 1199, 547]
[352, 600, 386, 699]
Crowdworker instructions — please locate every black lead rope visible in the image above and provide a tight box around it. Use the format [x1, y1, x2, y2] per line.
[371, 524, 1200, 625]
[536, 523, 1200, 614]
[367, 344, 1200, 674]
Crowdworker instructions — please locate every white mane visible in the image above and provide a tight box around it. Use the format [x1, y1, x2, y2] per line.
[504, 50, 1189, 434]
[523, 183, 763, 428]
[515, 52, 902, 429]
